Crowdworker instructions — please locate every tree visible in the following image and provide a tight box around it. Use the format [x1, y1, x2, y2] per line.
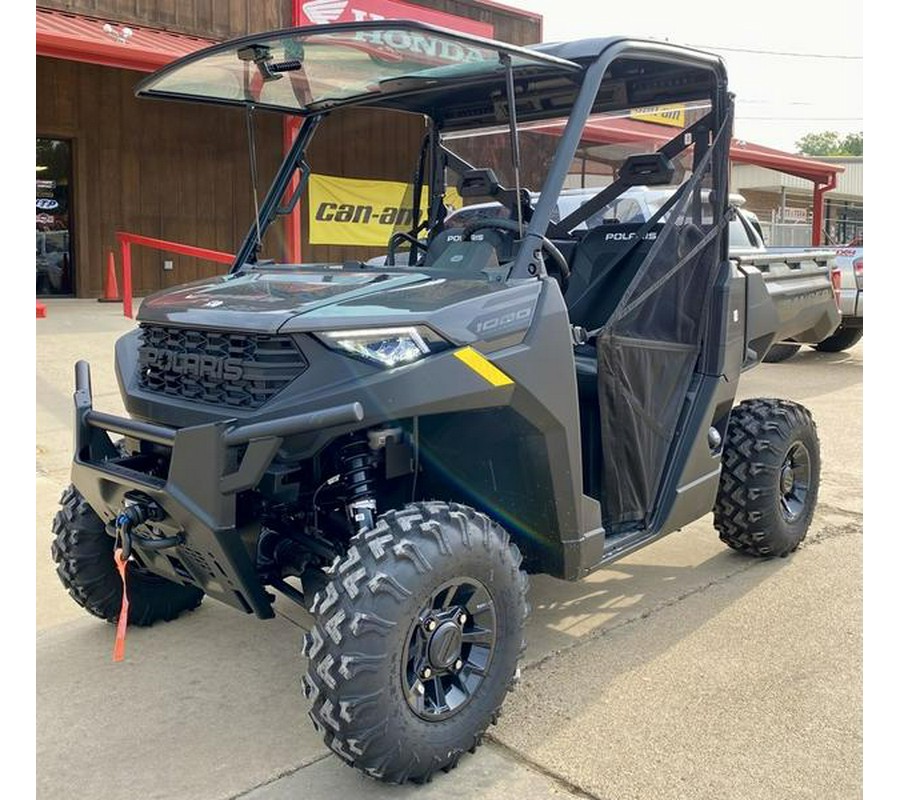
[796, 131, 863, 156]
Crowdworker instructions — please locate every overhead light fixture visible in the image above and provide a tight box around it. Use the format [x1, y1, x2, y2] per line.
[102, 22, 133, 43]
[36, 165, 48, 172]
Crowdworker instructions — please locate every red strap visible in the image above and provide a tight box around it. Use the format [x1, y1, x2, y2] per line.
[113, 548, 130, 662]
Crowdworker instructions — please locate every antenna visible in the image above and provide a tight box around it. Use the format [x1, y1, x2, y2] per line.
[500, 52, 524, 239]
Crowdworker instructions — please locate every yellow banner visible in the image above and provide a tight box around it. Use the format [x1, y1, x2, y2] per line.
[629, 104, 686, 128]
[307, 174, 462, 247]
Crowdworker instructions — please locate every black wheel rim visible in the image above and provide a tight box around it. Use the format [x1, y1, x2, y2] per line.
[402, 577, 496, 721]
[780, 441, 811, 522]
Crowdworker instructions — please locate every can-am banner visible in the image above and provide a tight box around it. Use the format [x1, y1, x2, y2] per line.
[295, 0, 493, 37]
[308, 174, 462, 246]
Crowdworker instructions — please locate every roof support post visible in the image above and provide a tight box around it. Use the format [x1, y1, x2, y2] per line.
[811, 172, 837, 246]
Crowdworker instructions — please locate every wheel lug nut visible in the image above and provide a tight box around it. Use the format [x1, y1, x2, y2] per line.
[454, 659, 463, 671]
[425, 619, 437, 632]
[458, 613, 467, 625]
[422, 667, 433, 679]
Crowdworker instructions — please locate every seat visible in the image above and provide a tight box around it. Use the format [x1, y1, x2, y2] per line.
[565, 224, 661, 330]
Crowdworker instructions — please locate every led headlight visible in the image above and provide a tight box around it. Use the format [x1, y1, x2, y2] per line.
[318, 326, 449, 368]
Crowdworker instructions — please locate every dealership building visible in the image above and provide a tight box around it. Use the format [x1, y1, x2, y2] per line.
[36, 1, 861, 299]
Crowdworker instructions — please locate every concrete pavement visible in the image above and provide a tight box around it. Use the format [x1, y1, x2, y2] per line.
[36, 300, 862, 799]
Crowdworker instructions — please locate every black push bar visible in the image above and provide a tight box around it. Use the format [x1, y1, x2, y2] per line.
[75, 360, 364, 447]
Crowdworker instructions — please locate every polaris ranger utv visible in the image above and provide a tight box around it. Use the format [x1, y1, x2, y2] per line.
[52, 22, 832, 784]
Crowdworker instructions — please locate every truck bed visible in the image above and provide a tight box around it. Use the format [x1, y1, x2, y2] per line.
[733, 248, 840, 366]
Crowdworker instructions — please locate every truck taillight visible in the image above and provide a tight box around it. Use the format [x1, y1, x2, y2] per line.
[831, 267, 841, 305]
[853, 257, 863, 290]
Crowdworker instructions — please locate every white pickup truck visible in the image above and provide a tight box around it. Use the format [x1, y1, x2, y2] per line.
[820, 238, 863, 352]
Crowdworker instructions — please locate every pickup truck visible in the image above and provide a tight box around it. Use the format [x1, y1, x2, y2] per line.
[817, 240, 863, 352]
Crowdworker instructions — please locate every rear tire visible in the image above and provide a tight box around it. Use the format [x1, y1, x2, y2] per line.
[714, 399, 820, 557]
[51, 485, 203, 625]
[302, 501, 528, 784]
[762, 343, 801, 363]
[814, 327, 862, 352]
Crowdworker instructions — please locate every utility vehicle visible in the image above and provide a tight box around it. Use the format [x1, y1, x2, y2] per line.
[53, 22, 837, 784]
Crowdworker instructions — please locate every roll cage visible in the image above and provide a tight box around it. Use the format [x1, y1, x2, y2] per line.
[136, 21, 730, 277]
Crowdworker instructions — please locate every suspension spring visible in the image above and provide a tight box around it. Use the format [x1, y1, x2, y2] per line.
[340, 439, 378, 533]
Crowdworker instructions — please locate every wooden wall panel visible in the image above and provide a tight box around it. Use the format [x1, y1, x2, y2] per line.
[416, 0, 542, 45]
[37, 56, 283, 297]
[37, 0, 292, 39]
[38, 1, 540, 44]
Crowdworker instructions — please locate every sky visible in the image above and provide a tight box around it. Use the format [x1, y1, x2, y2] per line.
[507, 0, 863, 153]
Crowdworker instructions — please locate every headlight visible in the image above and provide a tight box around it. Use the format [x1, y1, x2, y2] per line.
[318, 326, 449, 368]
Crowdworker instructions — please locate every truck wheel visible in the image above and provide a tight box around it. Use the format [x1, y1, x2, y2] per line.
[301, 502, 528, 784]
[50, 485, 203, 625]
[714, 399, 820, 557]
[762, 343, 801, 363]
[814, 327, 862, 352]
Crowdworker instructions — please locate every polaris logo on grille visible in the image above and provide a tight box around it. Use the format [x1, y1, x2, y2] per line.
[139, 348, 245, 381]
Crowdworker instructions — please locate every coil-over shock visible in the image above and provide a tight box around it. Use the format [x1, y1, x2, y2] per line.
[340, 438, 378, 533]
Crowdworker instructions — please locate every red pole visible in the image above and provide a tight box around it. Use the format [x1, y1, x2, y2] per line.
[283, 118, 302, 263]
[812, 183, 824, 246]
[121, 239, 133, 319]
[811, 173, 837, 246]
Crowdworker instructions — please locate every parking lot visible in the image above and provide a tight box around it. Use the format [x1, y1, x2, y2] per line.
[36, 300, 862, 800]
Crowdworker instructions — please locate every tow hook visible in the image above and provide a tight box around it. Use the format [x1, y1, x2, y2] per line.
[115, 498, 183, 560]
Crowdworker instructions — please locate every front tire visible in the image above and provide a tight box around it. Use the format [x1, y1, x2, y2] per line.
[815, 326, 862, 352]
[51, 485, 203, 625]
[302, 502, 528, 784]
[714, 399, 820, 557]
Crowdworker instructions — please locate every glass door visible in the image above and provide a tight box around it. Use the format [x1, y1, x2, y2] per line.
[36, 138, 74, 296]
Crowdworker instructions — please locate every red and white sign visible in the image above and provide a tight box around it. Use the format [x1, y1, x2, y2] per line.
[295, 0, 494, 38]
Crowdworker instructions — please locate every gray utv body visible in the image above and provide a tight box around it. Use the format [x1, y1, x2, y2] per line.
[58, 20, 829, 784]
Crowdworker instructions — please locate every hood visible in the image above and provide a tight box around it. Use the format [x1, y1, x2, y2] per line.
[137, 268, 436, 332]
[136, 267, 510, 333]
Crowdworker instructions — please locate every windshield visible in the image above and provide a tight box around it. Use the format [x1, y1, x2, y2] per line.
[137, 22, 577, 114]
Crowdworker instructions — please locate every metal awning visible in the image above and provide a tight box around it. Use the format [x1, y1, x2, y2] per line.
[36, 7, 214, 73]
[527, 116, 844, 245]
[545, 116, 844, 185]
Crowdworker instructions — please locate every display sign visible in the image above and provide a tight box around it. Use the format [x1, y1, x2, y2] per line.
[629, 104, 686, 128]
[295, 0, 494, 38]
[308, 173, 462, 246]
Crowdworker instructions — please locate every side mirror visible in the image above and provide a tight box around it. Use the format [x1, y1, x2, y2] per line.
[458, 168, 501, 198]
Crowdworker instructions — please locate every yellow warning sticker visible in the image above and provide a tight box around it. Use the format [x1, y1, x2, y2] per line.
[453, 347, 514, 387]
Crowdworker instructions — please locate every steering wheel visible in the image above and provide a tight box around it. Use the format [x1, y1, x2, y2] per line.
[386, 231, 428, 266]
[461, 218, 570, 293]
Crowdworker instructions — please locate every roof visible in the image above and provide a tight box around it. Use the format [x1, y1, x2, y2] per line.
[36, 7, 214, 72]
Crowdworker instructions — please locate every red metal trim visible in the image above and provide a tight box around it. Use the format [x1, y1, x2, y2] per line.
[116, 232, 235, 319]
[36, 8, 214, 73]
[37, 32, 173, 72]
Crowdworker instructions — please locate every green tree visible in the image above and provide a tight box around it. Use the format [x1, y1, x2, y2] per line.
[796, 131, 863, 156]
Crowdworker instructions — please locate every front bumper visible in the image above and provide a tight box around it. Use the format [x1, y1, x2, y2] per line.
[70, 360, 363, 618]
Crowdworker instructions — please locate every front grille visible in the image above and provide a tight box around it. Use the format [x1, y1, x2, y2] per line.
[137, 325, 308, 410]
